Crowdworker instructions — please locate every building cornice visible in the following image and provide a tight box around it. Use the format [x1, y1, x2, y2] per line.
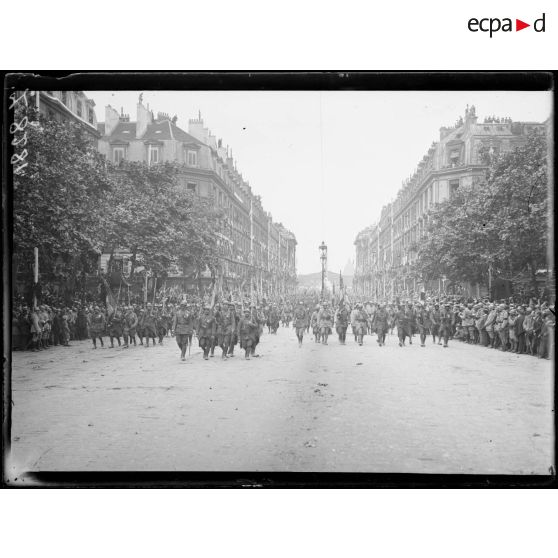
[40, 92, 100, 137]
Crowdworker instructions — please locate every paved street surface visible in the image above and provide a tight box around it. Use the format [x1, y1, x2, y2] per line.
[8, 327, 554, 475]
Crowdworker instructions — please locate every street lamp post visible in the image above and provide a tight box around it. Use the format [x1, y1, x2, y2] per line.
[319, 241, 327, 300]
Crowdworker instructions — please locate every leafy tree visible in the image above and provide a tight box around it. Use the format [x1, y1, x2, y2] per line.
[12, 106, 224, 302]
[483, 132, 548, 292]
[414, 132, 549, 293]
[12, 105, 113, 295]
[101, 161, 223, 283]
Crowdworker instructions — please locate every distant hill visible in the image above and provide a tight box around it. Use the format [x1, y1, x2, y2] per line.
[297, 270, 353, 289]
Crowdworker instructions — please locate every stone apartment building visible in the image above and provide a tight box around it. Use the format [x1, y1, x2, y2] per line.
[35, 90, 100, 140]
[354, 106, 547, 299]
[97, 97, 297, 296]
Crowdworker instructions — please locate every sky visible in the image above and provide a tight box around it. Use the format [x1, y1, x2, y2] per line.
[86, 90, 551, 275]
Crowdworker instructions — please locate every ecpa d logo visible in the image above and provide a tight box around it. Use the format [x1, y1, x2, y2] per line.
[468, 13, 545, 37]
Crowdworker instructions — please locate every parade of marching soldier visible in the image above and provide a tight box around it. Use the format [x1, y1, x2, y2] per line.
[6, 85, 555, 477]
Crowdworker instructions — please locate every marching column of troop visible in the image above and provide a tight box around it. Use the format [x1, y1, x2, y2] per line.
[12, 298, 276, 362]
[172, 301, 264, 362]
[12, 294, 554, 361]
[286, 296, 554, 359]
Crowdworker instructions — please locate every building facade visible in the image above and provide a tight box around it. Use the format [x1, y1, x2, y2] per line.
[354, 106, 547, 299]
[35, 90, 100, 140]
[97, 97, 297, 296]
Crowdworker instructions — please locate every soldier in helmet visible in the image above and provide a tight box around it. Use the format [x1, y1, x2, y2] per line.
[335, 301, 350, 345]
[354, 303, 368, 346]
[196, 306, 215, 360]
[227, 303, 242, 357]
[141, 304, 158, 347]
[122, 305, 138, 348]
[136, 308, 146, 345]
[439, 303, 454, 348]
[107, 306, 124, 348]
[250, 304, 265, 357]
[310, 304, 321, 343]
[173, 301, 194, 361]
[429, 302, 441, 345]
[210, 303, 224, 358]
[350, 303, 360, 342]
[238, 308, 258, 360]
[155, 306, 168, 345]
[268, 304, 280, 334]
[318, 301, 333, 345]
[293, 301, 308, 347]
[222, 302, 237, 359]
[371, 303, 389, 346]
[89, 305, 106, 349]
[415, 302, 431, 347]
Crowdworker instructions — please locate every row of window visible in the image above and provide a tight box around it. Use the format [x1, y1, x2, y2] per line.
[394, 179, 460, 234]
[51, 91, 95, 125]
[113, 146, 198, 166]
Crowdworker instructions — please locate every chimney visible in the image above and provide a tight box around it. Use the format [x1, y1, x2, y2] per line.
[105, 104, 120, 136]
[188, 114, 205, 142]
[136, 98, 152, 138]
[208, 132, 217, 149]
[465, 104, 478, 125]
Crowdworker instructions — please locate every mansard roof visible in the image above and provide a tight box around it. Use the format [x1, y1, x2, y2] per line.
[100, 119, 202, 145]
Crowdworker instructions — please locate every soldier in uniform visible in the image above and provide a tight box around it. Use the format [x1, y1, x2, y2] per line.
[136, 308, 146, 345]
[60, 308, 71, 347]
[484, 303, 497, 348]
[335, 301, 350, 345]
[172, 301, 194, 361]
[310, 305, 321, 343]
[237, 308, 258, 360]
[76, 306, 89, 340]
[227, 303, 242, 357]
[514, 307, 526, 354]
[354, 303, 368, 346]
[30, 306, 42, 351]
[405, 303, 416, 344]
[268, 305, 280, 334]
[122, 305, 138, 348]
[460, 304, 474, 344]
[197, 306, 215, 360]
[210, 303, 224, 358]
[317, 301, 334, 345]
[142, 305, 158, 347]
[429, 303, 441, 345]
[222, 303, 237, 359]
[213, 303, 235, 359]
[538, 309, 554, 359]
[439, 303, 454, 348]
[38, 305, 50, 349]
[394, 305, 406, 347]
[89, 305, 106, 349]
[416, 302, 431, 347]
[495, 304, 509, 351]
[155, 306, 168, 345]
[372, 303, 389, 346]
[523, 308, 535, 354]
[250, 305, 265, 357]
[350, 303, 359, 342]
[293, 301, 308, 347]
[283, 304, 293, 328]
[107, 306, 124, 348]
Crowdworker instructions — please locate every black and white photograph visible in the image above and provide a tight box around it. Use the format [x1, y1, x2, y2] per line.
[3, 73, 555, 484]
